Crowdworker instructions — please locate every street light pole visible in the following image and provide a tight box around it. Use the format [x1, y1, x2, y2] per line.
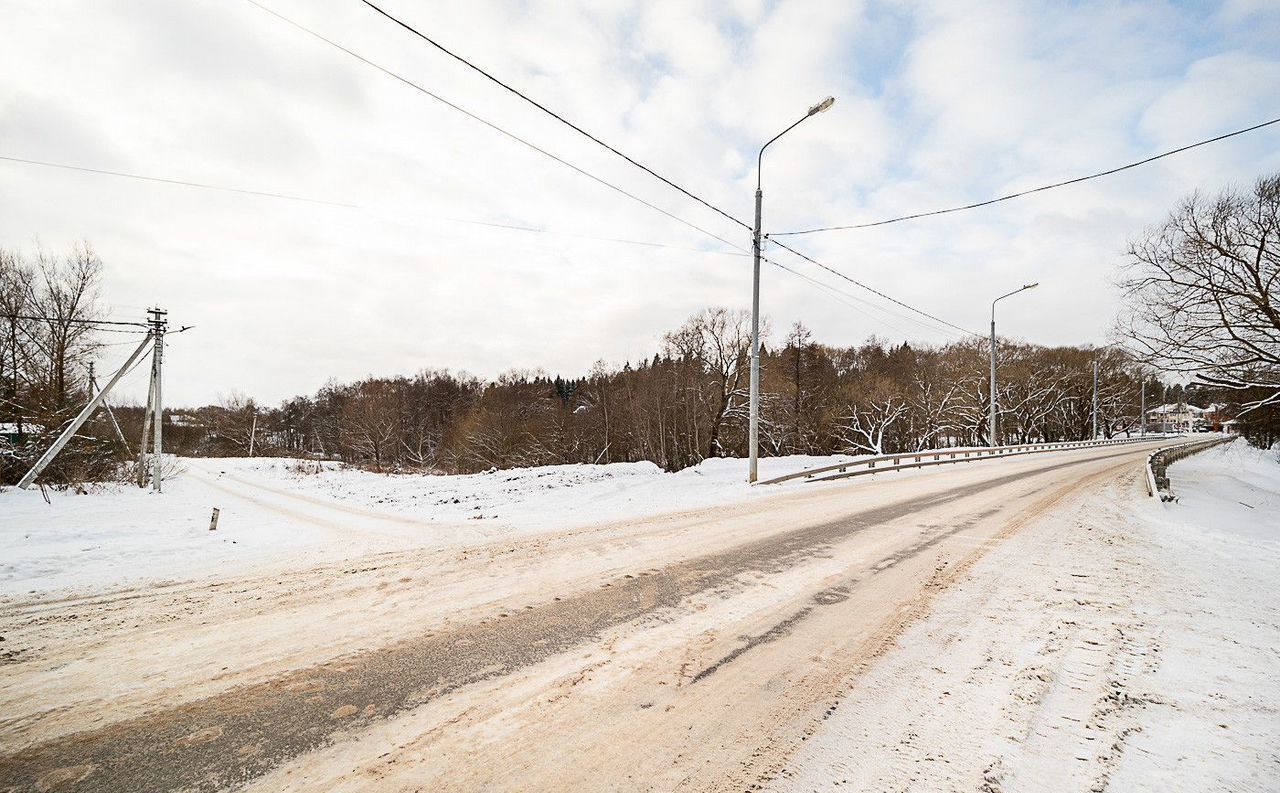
[1092, 359, 1099, 440]
[988, 283, 1038, 447]
[748, 95, 834, 483]
[1140, 376, 1146, 437]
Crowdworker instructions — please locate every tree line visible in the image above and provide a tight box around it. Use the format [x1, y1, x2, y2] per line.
[161, 317, 1197, 473]
[3, 173, 1277, 485]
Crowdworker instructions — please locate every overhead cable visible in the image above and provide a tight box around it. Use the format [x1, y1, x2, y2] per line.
[335, 1, 975, 335]
[772, 116, 1280, 236]
[357, 0, 752, 233]
[0, 155, 355, 208]
[244, 0, 744, 253]
[766, 241, 982, 337]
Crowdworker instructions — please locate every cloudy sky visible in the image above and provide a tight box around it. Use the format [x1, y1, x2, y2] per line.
[2, 0, 1278, 406]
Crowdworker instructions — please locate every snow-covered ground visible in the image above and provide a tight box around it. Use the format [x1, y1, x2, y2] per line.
[0, 453, 857, 597]
[4, 436, 1265, 790]
[769, 438, 1280, 792]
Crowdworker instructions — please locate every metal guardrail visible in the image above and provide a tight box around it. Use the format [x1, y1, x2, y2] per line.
[1145, 435, 1234, 501]
[759, 434, 1181, 486]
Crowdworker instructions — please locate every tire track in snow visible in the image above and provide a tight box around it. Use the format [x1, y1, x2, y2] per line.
[0, 447, 1155, 793]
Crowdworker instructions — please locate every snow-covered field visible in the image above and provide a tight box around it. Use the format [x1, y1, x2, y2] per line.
[0, 453, 857, 597]
[770, 439, 1280, 791]
[2, 436, 1272, 791]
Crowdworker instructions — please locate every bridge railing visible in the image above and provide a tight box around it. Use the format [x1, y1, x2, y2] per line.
[1145, 435, 1234, 501]
[759, 434, 1181, 486]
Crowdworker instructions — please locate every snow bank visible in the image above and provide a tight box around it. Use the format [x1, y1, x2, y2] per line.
[0, 453, 858, 597]
[186, 453, 858, 529]
[1108, 439, 1280, 789]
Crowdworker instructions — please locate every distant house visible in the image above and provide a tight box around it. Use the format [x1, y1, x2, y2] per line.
[1147, 402, 1235, 433]
[1147, 403, 1203, 433]
[0, 422, 23, 444]
[1201, 403, 1236, 432]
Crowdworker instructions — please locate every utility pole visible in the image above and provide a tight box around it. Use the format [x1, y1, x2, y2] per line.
[1140, 377, 1146, 437]
[137, 353, 156, 488]
[1162, 384, 1168, 434]
[1092, 359, 1099, 440]
[148, 307, 167, 493]
[249, 407, 258, 457]
[18, 332, 153, 489]
[747, 95, 835, 484]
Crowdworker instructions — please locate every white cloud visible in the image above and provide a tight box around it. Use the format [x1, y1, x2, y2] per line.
[0, 0, 1277, 404]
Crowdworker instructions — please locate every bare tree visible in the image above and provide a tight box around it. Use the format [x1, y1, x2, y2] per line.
[662, 307, 760, 459]
[341, 379, 402, 470]
[1118, 174, 1280, 413]
[0, 244, 115, 485]
[212, 391, 260, 454]
[837, 377, 908, 455]
[0, 252, 36, 435]
[27, 244, 103, 415]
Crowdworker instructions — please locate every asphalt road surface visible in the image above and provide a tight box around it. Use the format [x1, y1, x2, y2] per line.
[0, 440, 1176, 792]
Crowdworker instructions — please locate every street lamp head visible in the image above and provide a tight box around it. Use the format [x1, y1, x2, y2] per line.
[1023, 282, 1039, 290]
[808, 96, 836, 116]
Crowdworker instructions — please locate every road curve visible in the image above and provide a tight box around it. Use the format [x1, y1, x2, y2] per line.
[0, 440, 1176, 792]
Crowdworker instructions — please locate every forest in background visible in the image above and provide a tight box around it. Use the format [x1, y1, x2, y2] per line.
[4, 175, 1278, 485]
[146, 320, 1212, 474]
[0, 254, 1269, 485]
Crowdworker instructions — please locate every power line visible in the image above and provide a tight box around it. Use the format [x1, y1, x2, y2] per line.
[301, 2, 976, 337]
[0, 313, 150, 328]
[244, 0, 746, 254]
[384, 212, 745, 256]
[6, 0, 963, 344]
[8, 2, 966, 344]
[357, 0, 752, 234]
[0, 155, 356, 208]
[763, 256, 963, 341]
[2, 314, 193, 338]
[766, 240, 982, 337]
[773, 116, 1280, 236]
[91, 326, 152, 335]
[97, 336, 153, 347]
[0, 150, 742, 257]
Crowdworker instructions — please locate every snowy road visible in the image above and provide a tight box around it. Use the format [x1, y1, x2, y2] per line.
[1, 438, 1262, 792]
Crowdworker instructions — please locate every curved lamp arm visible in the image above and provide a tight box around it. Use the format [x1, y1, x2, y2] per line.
[992, 282, 1039, 322]
[757, 96, 835, 191]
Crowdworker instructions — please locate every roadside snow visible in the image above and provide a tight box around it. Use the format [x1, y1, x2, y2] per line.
[769, 438, 1279, 792]
[0, 453, 857, 597]
[1108, 440, 1280, 790]
[191, 453, 855, 529]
